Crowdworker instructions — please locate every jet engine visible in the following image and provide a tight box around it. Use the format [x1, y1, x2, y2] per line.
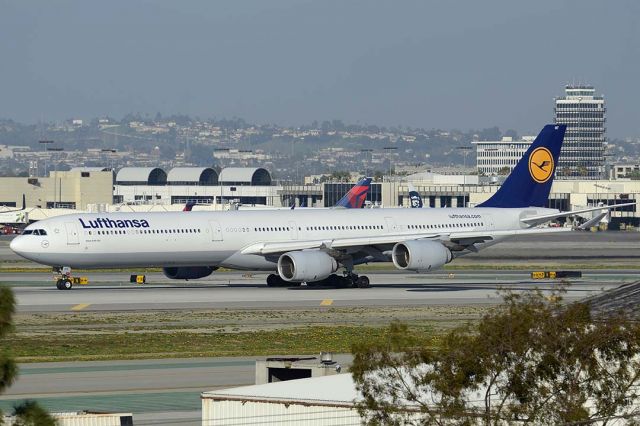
[162, 266, 218, 280]
[392, 240, 452, 271]
[277, 251, 338, 282]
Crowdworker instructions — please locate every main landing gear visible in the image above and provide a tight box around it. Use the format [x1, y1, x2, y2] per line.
[265, 272, 370, 288]
[54, 266, 73, 290]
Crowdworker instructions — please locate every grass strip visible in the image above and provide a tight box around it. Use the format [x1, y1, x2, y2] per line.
[8, 324, 437, 363]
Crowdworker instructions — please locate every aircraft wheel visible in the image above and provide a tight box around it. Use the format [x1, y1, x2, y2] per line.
[357, 276, 370, 288]
[62, 279, 73, 290]
[266, 274, 279, 287]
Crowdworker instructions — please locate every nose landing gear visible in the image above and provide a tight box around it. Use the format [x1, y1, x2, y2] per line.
[54, 266, 74, 290]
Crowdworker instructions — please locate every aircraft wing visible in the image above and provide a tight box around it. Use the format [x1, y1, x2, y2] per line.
[520, 202, 636, 226]
[240, 227, 572, 256]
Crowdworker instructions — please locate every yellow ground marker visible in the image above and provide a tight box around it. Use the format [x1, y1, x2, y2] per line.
[71, 303, 91, 311]
[320, 299, 333, 306]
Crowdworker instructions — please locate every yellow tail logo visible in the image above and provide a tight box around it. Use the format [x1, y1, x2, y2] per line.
[528, 147, 554, 183]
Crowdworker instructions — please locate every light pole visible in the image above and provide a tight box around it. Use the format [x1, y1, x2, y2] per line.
[39, 140, 54, 177]
[46, 146, 63, 208]
[361, 149, 373, 177]
[101, 148, 117, 171]
[456, 146, 473, 186]
[383, 146, 397, 180]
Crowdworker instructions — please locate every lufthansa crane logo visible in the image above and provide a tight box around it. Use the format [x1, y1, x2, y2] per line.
[528, 147, 554, 183]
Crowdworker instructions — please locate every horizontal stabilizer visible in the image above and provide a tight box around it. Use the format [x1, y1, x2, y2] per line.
[578, 212, 607, 230]
[520, 202, 636, 226]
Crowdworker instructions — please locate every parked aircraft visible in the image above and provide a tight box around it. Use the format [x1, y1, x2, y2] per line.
[408, 184, 423, 208]
[10, 125, 634, 289]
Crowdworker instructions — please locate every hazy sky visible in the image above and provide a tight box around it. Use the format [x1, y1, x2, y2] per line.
[1, 1, 638, 137]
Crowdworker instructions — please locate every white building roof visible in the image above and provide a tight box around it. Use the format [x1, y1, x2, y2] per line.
[202, 373, 359, 405]
[166, 167, 218, 185]
[218, 167, 271, 185]
[116, 167, 167, 184]
[69, 167, 112, 172]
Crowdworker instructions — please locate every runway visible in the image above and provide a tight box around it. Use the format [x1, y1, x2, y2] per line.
[7, 270, 636, 313]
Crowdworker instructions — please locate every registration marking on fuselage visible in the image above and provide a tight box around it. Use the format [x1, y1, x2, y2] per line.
[71, 303, 91, 311]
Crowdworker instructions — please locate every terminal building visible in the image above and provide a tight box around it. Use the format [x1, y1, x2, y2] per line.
[0, 165, 638, 228]
[0, 168, 113, 210]
[474, 136, 535, 176]
[113, 167, 277, 206]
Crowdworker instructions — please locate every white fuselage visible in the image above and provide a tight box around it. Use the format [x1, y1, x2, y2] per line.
[9, 207, 554, 270]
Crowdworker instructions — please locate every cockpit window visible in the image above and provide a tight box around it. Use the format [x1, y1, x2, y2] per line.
[24, 229, 46, 236]
[23, 230, 33, 235]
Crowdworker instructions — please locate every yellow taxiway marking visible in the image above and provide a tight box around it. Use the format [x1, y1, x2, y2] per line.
[320, 299, 333, 306]
[71, 303, 91, 311]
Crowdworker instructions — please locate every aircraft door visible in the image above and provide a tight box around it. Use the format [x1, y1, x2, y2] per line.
[484, 213, 495, 230]
[65, 222, 79, 245]
[288, 221, 298, 240]
[209, 221, 223, 241]
[384, 217, 398, 233]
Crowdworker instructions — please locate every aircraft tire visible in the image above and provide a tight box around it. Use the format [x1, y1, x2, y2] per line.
[62, 279, 73, 290]
[266, 274, 280, 287]
[357, 276, 370, 288]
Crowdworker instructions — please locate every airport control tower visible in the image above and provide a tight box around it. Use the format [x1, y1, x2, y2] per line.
[554, 85, 606, 179]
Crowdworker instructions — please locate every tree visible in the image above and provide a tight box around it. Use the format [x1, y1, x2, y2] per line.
[497, 166, 511, 176]
[0, 287, 56, 425]
[352, 287, 640, 425]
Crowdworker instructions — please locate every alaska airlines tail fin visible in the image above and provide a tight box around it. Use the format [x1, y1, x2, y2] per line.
[408, 184, 423, 208]
[334, 177, 372, 208]
[477, 124, 566, 208]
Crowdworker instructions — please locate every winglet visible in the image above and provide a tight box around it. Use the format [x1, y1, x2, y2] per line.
[478, 125, 566, 208]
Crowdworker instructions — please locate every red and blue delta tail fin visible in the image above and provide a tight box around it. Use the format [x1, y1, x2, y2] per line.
[477, 124, 566, 208]
[335, 177, 372, 208]
[183, 201, 196, 211]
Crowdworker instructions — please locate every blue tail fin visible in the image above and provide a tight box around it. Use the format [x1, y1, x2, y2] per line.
[408, 184, 423, 208]
[477, 124, 566, 208]
[335, 177, 372, 208]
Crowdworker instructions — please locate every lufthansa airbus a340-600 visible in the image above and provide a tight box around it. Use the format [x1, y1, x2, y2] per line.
[10, 124, 634, 290]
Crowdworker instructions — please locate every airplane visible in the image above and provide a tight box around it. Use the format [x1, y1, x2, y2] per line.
[292, 177, 372, 209]
[10, 124, 635, 290]
[186, 177, 372, 211]
[407, 184, 423, 208]
[334, 177, 372, 209]
[0, 195, 27, 227]
[183, 201, 197, 212]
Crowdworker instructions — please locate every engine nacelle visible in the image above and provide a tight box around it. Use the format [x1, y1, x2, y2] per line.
[392, 240, 452, 271]
[277, 251, 338, 282]
[162, 266, 218, 280]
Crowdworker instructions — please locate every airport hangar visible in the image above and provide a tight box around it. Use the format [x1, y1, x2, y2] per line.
[0, 166, 637, 228]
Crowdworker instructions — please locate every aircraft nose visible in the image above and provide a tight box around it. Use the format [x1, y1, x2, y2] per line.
[9, 236, 26, 254]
